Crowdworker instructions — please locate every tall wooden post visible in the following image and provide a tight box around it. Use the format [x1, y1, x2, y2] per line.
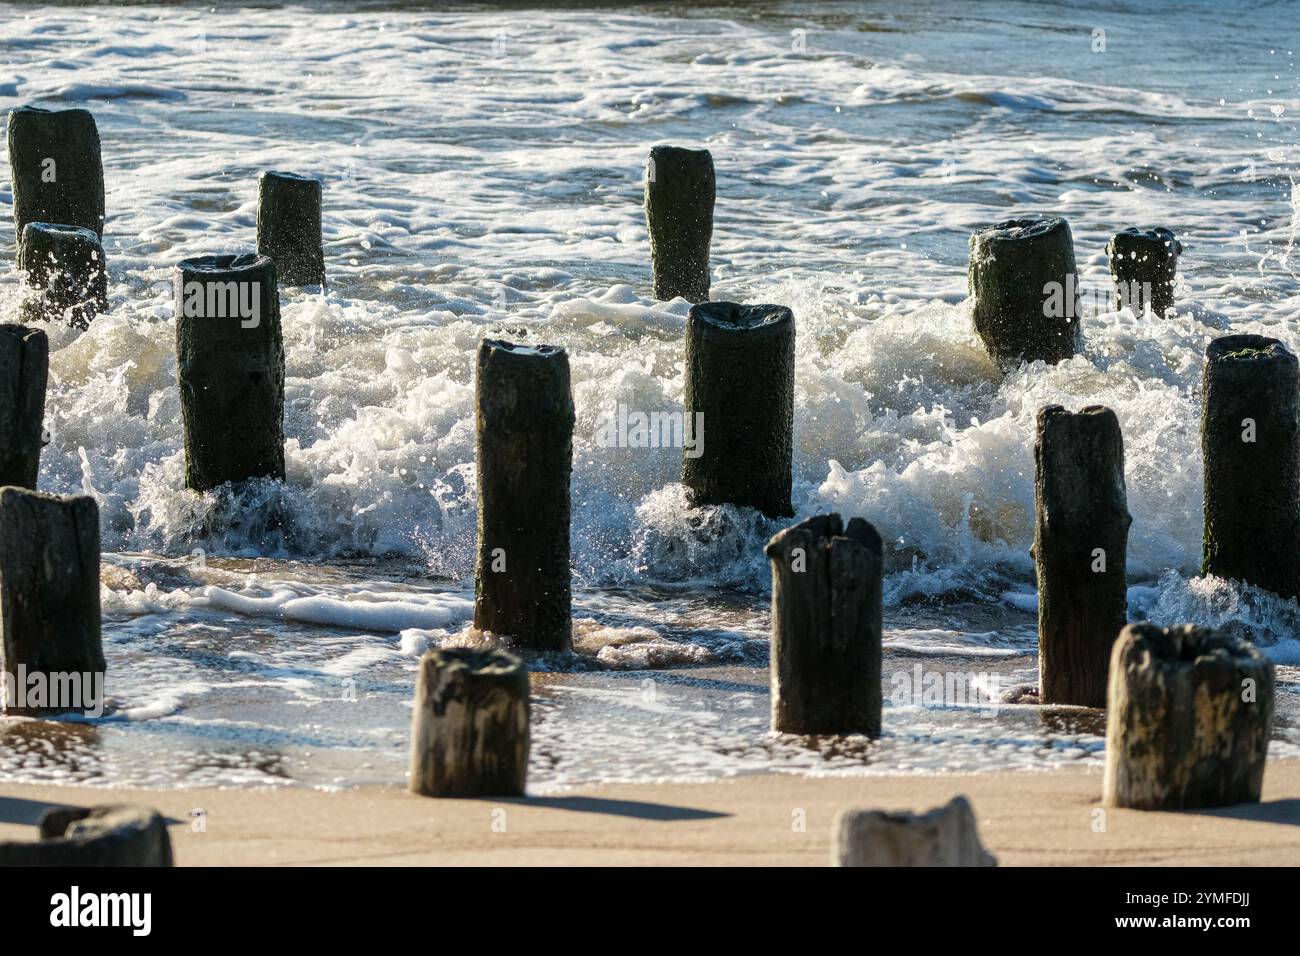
[766, 513, 883, 736]
[1034, 404, 1130, 707]
[1201, 334, 1300, 599]
[174, 253, 285, 491]
[0, 489, 103, 716]
[682, 301, 795, 518]
[473, 339, 574, 651]
[0, 325, 48, 489]
[7, 106, 105, 252]
[645, 145, 714, 303]
[257, 171, 325, 287]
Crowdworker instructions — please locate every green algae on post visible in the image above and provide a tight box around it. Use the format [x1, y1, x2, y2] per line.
[682, 301, 795, 519]
[473, 339, 574, 652]
[174, 253, 286, 493]
[1201, 334, 1300, 600]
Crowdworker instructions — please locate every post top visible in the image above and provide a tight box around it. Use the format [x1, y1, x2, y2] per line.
[8, 104, 95, 122]
[1107, 226, 1181, 256]
[648, 144, 714, 163]
[1117, 623, 1269, 670]
[424, 647, 525, 676]
[21, 221, 100, 243]
[479, 337, 567, 361]
[689, 301, 792, 332]
[765, 512, 882, 559]
[974, 216, 1070, 244]
[175, 252, 273, 277]
[261, 170, 322, 187]
[1205, 333, 1295, 367]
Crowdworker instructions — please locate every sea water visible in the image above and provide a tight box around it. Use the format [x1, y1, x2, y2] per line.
[0, 0, 1297, 789]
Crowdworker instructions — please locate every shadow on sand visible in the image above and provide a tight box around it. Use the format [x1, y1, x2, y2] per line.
[497, 795, 729, 821]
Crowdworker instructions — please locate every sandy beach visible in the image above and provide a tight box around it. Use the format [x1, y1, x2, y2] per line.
[2, 761, 1297, 866]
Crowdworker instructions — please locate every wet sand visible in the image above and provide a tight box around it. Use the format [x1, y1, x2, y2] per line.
[1, 760, 1297, 866]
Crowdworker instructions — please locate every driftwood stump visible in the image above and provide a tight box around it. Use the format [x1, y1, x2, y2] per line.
[1034, 404, 1131, 707]
[257, 171, 325, 287]
[0, 805, 173, 866]
[1103, 623, 1274, 810]
[1201, 334, 1300, 600]
[682, 301, 795, 518]
[18, 222, 108, 328]
[7, 106, 105, 253]
[0, 489, 103, 716]
[766, 513, 883, 736]
[1106, 226, 1181, 317]
[0, 324, 48, 489]
[968, 216, 1079, 369]
[833, 796, 996, 867]
[473, 339, 574, 651]
[645, 145, 714, 303]
[174, 253, 285, 492]
[409, 648, 530, 797]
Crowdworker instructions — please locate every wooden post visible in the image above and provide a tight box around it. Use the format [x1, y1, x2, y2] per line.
[968, 216, 1079, 369]
[645, 145, 714, 303]
[174, 253, 285, 492]
[6, 106, 105, 253]
[409, 648, 529, 797]
[765, 513, 883, 736]
[1103, 623, 1274, 810]
[257, 171, 325, 287]
[0, 489, 103, 717]
[18, 222, 108, 328]
[473, 339, 573, 651]
[0, 324, 48, 489]
[833, 796, 996, 867]
[1202, 334, 1300, 599]
[0, 805, 172, 866]
[1034, 404, 1130, 707]
[683, 301, 794, 518]
[1106, 226, 1181, 317]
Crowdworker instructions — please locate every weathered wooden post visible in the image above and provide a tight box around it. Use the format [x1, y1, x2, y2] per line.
[968, 216, 1079, 369]
[683, 301, 794, 518]
[1034, 405, 1130, 707]
[173, 253, 285, 492]
[1202, 334, 1300, 599]
[257, 171, 325, 287]
[1103, 623, 1274, 810]
[0, 489, 103, 716]
[473, 339, 573, 651]
[766, 513, 883, 736]
[18, 222, 108, 328]
[833, 796, 996, 867]
[0, 325, 48, 489]
[0, 805, 173, 866]
[7, 106, 105, 252]
[1106, 226, 1181, 317]
[409, 648, 529, 797]
[645, 145, 714, 303]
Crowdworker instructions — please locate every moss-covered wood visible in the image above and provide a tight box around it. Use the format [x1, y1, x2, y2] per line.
[257, 171, 325, 287]
[682, 301, 794, 518]
[174, 253, 285, 492]
[1201, 334, 1300, 599]
[0, 324, 48, 489]
[7, 106, 104, 253]
[18, 222, 108, 328]
[645, 145, 714, 303]
[473, 339, 574, 651]
[968, 216, 1079, 369]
